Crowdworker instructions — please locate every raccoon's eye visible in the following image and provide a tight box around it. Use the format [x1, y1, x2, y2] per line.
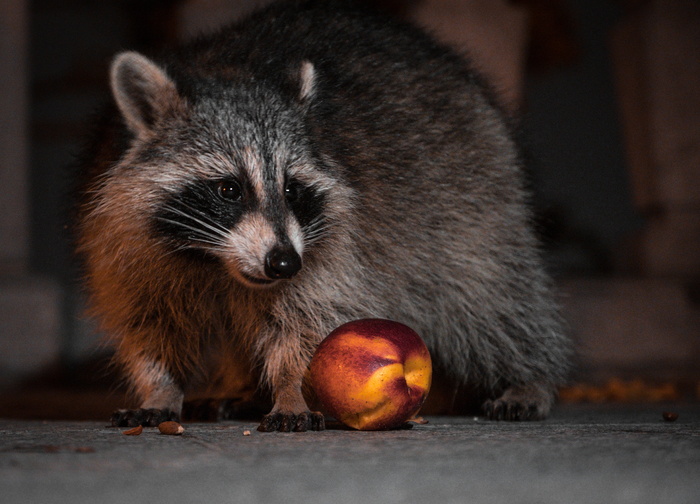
[285, 180, 301, 203]
[216, 180, 242, 202]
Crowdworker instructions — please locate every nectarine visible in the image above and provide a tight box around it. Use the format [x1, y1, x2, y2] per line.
[310, 319, 431, 430]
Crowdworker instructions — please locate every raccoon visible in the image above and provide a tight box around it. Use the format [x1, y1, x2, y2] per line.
[75, 0, 572, 431]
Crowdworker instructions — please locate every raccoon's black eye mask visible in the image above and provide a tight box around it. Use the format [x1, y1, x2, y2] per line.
[284, 178, 325, 231]
[152, 172, 327, 251]
[152, 179, 247, 248]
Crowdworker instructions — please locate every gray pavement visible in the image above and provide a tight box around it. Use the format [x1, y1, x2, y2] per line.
[1, 403, 699, 504]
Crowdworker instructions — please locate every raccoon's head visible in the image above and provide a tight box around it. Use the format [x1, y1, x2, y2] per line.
[109, 51, 347, 288]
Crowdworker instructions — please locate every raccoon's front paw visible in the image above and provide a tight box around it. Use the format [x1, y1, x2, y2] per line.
[482, 384, 554, 421]
[111, 408, 180, 427]
[482, 398, 542, 421]
[257, 411, 325, 432]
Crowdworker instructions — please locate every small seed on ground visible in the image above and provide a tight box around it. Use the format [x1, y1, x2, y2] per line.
[123, 425, 143, 436]
[662, 411, 679, 422]
[158, 421, 185, 435]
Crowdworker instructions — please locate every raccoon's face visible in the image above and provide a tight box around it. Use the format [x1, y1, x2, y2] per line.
[109, 52, 340, 288]
[153, 142, 329, 288]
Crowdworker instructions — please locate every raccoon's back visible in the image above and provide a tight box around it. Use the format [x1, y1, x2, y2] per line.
[169, 0, 521, 226]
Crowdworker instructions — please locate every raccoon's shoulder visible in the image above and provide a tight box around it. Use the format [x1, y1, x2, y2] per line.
[161, 0, 482, 92]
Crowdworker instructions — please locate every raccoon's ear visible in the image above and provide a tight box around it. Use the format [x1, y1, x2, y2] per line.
[110, 51, 183, 137]
[297, 60, 316, 104]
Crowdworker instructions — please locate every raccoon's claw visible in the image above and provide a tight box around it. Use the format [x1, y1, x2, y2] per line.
[257, 411, 325, 432]
[481, 398, 543, 421]
[111, 408, 180, 427]
[482, 399, 539, 422]
[482, 384, 554, 421]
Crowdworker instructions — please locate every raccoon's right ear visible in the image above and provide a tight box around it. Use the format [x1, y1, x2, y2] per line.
[297, 61, 316, 105]
[110, 51, 184, 138]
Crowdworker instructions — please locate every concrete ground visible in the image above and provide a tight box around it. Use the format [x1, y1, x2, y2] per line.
[1, 403, 698, 504]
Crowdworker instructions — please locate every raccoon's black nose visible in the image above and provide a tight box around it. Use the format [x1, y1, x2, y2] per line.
[265, 246, 302, 280]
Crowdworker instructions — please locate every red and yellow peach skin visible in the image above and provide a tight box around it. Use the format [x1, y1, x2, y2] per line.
[310, 319, 432, 430]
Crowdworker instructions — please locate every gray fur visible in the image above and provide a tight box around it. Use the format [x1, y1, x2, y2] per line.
[75, 0, 572, 431]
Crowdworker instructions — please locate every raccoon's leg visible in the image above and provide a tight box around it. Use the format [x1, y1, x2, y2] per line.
[256, 338, 325, 432]
[111, 356, 185, 427]
[257, 377, 325, 432]
[482, 382, 556, 421]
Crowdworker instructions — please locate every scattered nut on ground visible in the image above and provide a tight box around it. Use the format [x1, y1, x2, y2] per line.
[123, 425, 143, 436]
[158, 421, 185, 435]
[662, 411, 679, 422]
[243, 430, 251, 436]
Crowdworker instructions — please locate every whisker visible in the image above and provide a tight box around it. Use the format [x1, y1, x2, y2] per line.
[159, 241, 229, 259]
[156, 216, 228, 247]
[162, 203, 230, 241]
[171, 199, 230, 231]
[303, 218, 331, 244]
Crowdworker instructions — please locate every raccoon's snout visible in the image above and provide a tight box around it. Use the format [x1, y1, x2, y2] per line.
[264, 246, 302, 279]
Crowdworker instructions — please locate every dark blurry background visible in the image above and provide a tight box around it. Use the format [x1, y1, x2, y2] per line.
[1, 0, 698, 418]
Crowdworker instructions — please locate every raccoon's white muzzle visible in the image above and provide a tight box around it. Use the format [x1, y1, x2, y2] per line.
[223, 212, 304, 287]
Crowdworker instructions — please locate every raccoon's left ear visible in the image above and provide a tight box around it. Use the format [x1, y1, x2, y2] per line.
[297, 60, 316, 105]
[110, 51, 184, 138]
